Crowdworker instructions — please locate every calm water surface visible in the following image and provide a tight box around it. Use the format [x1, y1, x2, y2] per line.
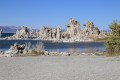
[0, 40, 105, 52]
[0, 33, 105, 52]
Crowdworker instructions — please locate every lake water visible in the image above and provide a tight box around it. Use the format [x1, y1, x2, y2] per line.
[0, 33, 105, 52]
[0, 40, 105, 53]
[1, 33, 14, 38]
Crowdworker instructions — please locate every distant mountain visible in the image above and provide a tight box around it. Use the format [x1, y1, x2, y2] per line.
[0, 26, 20, 33]
[0, 26, 38, 33]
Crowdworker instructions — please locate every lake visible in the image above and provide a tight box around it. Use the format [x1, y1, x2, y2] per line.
[1, 33, 14, 38]
[0, 40, 105, 53]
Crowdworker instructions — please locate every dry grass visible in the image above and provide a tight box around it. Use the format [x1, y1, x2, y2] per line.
[25, 41, 45, 56]
[28, 49, 44, 56]
[32, 41, 45, 52]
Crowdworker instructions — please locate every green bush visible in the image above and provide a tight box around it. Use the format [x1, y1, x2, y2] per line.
[105, 21, 120, 56]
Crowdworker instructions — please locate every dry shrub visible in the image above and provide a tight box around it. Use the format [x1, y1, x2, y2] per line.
[25, 41, 45, 56]
[25, 42, 32, 53]
[30, 49, 44, 56]
[32, 41, 45, 52]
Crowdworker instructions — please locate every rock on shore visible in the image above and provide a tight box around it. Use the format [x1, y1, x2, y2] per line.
[3, 43, 26, 57]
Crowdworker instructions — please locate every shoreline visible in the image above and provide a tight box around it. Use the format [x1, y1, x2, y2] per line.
[0, 38, 105, 43]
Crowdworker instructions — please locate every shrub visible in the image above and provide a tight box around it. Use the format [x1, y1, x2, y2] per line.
[25, 42, 32, 53]
[32, 41, 45, 52]
[29, 49, 44, 56]
[25, 41, 45, 56]
[105, 21, 120, 56]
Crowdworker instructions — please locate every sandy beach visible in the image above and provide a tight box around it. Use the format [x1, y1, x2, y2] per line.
[0, 56, 120, 80]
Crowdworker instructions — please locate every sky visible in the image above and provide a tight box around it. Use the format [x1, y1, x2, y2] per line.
[0, 0, 120, 30]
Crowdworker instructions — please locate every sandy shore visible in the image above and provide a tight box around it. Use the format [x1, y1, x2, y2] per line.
[0, 56, 120, 80]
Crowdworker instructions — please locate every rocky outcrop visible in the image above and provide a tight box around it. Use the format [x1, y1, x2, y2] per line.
[56, 25, 61, 40]
[4, 43, 26, 57]
[83, 21, 100, 37]
[15, 26, 29, 39]
[38, 27, 52, 39]
[37, 18, 81, 41]
[8, 26, 37, 39]
[66, 18, 80, 38]
[82, 21, 107, 40]
[38, 26, 62, 40]
[5, 18, 109, 41]
[29, 27, 34, 35]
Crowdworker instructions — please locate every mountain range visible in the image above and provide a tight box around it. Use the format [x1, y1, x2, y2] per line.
[0, 26, 38, 33]
[0, 26, 21, 33]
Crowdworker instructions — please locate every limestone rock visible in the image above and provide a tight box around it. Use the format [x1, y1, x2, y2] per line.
[6, 18, 109, 41]
[56, 25, 61, 40]
[66, 18, 80, 38]
[38, 26, 62, 40]
[5, 43, 25, 57]
[83, 21, 101, 38]
[38, 27, 52, 39]
[19, 26, 28, 36]
[37, 19, 108, 41]
[14, 26, 29, 39]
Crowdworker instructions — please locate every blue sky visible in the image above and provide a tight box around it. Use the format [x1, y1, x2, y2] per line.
[0, 0, 120, 30]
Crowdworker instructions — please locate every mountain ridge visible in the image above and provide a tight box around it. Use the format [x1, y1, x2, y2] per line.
[0, 26, 38, 33]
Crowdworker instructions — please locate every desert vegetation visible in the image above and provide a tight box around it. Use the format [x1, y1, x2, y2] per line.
[105, 21, 120, 56]
[25, 41, 45, 56]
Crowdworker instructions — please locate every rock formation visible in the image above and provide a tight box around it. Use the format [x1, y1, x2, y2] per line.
[38, 26, 62, 40]
[14, 26, 29, 39]
[83, 21, 99, 36]
[6, 18, 108, 41]
[29, 27, 34, 36]
[66, 18, 80, 38]
[38, 27, 51, 39]
[82, 21, 106, 40]
[5, 43, 26, 57]
[56, 25, 61, 40]
[10, 26, 38, 39]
